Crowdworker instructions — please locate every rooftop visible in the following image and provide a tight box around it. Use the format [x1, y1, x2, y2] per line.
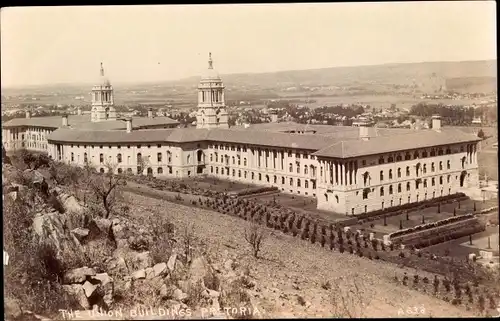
[46, 125, 480, 158]
[2, 114, 179, 130]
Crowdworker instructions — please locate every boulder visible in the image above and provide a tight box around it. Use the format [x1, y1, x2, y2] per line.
[71, 228, 90, 242]
[112, 224, 129, 240]
[33, 212, 84, 257]
[63, 284, 90, 310]
[167, 253, 177, 272]
[153, 262, 168, 277]
[63, 267, 96, 284]
[91, 273, 114, 308]
[145, 267, 155, 279]
[224, 259, 234, 271]
[132, 269, 146, 280]
[82, 281, 97, 298]
[94, 218, 112, 235]
[5, 297, 23, 320]
[173, 288, 188, 302]
[190, 256, 210, 284]
[58, 193, 85, 216]
[107, 257, 129, 276]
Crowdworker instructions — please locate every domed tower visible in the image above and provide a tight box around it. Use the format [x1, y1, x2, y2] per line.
[91, 62, 116, 122]
[196, 53, 228, 129]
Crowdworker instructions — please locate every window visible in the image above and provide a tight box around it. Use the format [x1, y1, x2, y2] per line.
[378, 156, 385, 164]
[297, 179, 301, 187]
[117, 153, 122, 163]
[237, 156, 241, 165]
[431, 163, 435, 172]
[158, 167, 163, 174]
[258, 173, 262, 181]
[289, 163, 293, 172]
[398, 183, 402, 193]
[380, 171, 384, 181]
[388, 156, 394, 163]
[413, 151, 419, 159]
[389, 169, 393, 180]
[211, 166, 213, 173]
[397, 168, 401, 178]
[446, 148, 451, 154]
[297, 166, 300, 174]
[362, 160, 366, 166]
[396, 154, 402, 161]
[244, 158, 247, 166]
[187, 155, 191, 164]
[432, 178, 435, 186]
[71, 152, 74, 162]
[362, 189, 369, 200]
[380, 187, 384, 196]
[244, 171, 247, 178]
[405, 152, 411, 160]
[84, 153, 88, 163]
[305, 180, 309, 188]
[424, 179, 427, 188]
[238, 170, 241, 177]
[156, 153, 161, 162]
[389, 185, 393, 194]
[423, 164, 427, 174]
[137, 153, 142, 163]
[100, 153, 104, 163]
[406, 166, 410, 176]
[447, 160, 451, 170]
[439, 176, 443, 185]
[290, 178, 293, 186]
[406, 182, 411, 191]
[438, 149, 443, 156]
[157, 144, 161, 148]
[447, 175, 450, 183]
[251, 172, 254, 180]
[430, 150, 436, 157]
[273, 175, 277, 183]
[282, 177, 285, 185]
[232, 169, 235, 177]
[304, 166, 308, 175]
[422, 151, 428, 158]
[439, 161, 443, 171]
[232, 156, 235, 164]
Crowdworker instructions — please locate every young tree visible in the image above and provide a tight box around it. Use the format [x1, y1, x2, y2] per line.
[88, 162, 126, 218]
[244, 223, 265, 258]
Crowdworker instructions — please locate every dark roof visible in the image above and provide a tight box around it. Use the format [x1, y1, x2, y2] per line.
[2, 115, 179, 130]
[47, 126, 480, 157]
[312, 128, 481, 158]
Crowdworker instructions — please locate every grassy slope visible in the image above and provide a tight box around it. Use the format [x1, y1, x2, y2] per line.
[124, 190, 473, 318]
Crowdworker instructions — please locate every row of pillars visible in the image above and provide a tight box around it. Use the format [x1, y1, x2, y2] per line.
[319, 159, 358, 186]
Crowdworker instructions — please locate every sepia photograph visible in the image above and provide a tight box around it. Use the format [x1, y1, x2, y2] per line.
[1, 2, 498, 320]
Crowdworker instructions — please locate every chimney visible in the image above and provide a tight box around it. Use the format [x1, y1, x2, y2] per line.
[359, 125, 370, 141]
[25, 110, 31, 119]
[126, 118, 132, 133]
[148, 108, 153, 118]
[77, 107, 82, 116]
[432, 115, 441, 131]
[62, 114, 68, 127]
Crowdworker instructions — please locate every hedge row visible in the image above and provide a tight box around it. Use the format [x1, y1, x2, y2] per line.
[357, 193, 468, 222]
[230, 186, 279, 197]
[389, 213, 476, 238]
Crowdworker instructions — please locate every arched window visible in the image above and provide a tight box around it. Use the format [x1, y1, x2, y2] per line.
[290, 178, 293, 186]
[406, 166, 410, 176]
[297, 179, 301, 187]
[100, 153, 104, 163]
[389, 169, 393, 179]
[71, 152, 74, 162]
[389, 185, 393, 194]
[406, 182, 411, 191]
[396, 154, 402, 161]
[273, 175, 277, 184]
[380, 170, 384, 181]
[439, 176, 443, 185]
[158, 167, 163, 174]
[238, 170, 241, 177]
[117, 153, 122, 163]
[84, 153, 88, 163]
[100, 168, 105, 173]
[266, 175, 269, 182]
[397, 183, 402, 193]
[305, 180, 309, 188]
[304, 166, 308, 175]
[413, 151, 419, 159]
[431, 163, 435, 172]
[447, 160, 451, 169]
[432, 178, 435, 186]
[251, 172, 255, 180]
[258, 173, 262, 181]
[439, 161, 443, 171]
[325, 193, 329, 202]
[423, 164, 427, 174]
[157, 152, 162, 162]
[380, 187, 384, 196]
[282, 177, 285, 185]
[137, 153, 142, 162]
[289, 163, 293, 172]
[187, 155, 191, 164]
[424, 179, 427, 188]
[210, 154, 213, 162]
[232, 156, 235, 164]
[397, 168, 401, 178]
[244, 158, 247, 166]
[422, 151, 428, 158]
[378, 156, 385, 164]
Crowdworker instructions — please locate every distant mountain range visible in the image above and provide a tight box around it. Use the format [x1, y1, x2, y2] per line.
[2, 59, 497, 94]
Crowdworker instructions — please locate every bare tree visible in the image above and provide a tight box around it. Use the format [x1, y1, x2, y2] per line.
[244, 223, 265, 258]
[329, 275, 369, 318]
[88, 161, 126, 218]
[137, 155, 150, 176]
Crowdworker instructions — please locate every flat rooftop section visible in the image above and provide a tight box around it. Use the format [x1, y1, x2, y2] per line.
[2, 114, 179, 130]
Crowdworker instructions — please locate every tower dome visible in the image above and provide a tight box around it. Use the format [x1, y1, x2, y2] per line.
[201, 53, 221, 81]
[99, 62, 111, 86]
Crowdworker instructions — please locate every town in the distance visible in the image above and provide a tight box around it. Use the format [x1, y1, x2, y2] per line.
[2, 54, 499, 318]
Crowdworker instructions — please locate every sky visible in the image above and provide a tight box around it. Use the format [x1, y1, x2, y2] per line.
[1, 2, 497, 87]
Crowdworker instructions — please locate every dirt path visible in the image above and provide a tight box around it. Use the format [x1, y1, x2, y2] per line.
[123, 189, 474, 318]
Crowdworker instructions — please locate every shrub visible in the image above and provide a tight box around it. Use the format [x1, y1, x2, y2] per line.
[146, 216, 174, 264]
[220, 279, 253, 319]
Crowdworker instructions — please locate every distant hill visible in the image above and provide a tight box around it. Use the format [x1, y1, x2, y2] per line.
[2, 60, 496, 94]
[445, 76, 497, 93]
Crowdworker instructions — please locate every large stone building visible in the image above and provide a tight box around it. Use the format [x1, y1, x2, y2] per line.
[2, 54, 481, 215]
